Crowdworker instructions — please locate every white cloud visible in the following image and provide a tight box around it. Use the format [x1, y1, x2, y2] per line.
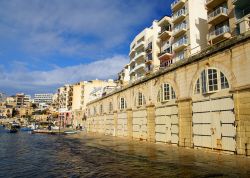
[0, 55, 128, 93]
[0, 0, 161, 57]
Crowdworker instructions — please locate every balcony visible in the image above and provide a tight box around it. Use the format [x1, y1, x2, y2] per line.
[208, 7, 228, 25]
[208, 25, 231, 44]
[145, 53, 153, 64]
[130, 52, 146, 64]
[206, 0, 227, 9]
[158, 26, 172, 40]
[171, 0, 186, 12]
[145, 43, 152, 53]
[173, 23, 187, 37]
[158, 48, 173, 62]
[134, 41, 145, 50]
[129, 63, 145, 74]
[172, 38, 188, 52]
[172, 9, 187, 24]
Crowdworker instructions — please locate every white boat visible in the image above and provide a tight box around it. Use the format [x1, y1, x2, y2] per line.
[64, 130, 78, 134]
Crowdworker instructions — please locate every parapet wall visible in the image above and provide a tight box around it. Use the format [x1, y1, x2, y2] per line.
[86, 32, 250, 156]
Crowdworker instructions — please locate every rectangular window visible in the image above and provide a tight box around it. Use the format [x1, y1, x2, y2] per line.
[208, 69, 218, 92]
[201, 70, 207, 94]
[138, 92, 143, 106]
[163, 84, 170, 101]
[120, 98, 126, 110]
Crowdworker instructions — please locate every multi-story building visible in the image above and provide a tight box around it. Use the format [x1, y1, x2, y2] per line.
[34, 93, 53, 104]
[129, 21, 160, 82]
[157, 16, 174, 68]
[24, 95, 31, 105]
[117, 64, 130, 87]
[15, 93, 25, 108]
[233, 0, 250, 35]
[0, 92, 6, 102]
[171, 0, 208, 61]
[57, 79, 117, 128]
[206, 0, 236, 44]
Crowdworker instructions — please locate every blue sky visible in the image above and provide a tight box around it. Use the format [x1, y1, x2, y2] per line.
[0, 0, 172, 95]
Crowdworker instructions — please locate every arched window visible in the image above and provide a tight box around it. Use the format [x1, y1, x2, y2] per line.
[120, 97, 127, 110]
[194, 68, 229, 94]
[157, 83, 176, 102]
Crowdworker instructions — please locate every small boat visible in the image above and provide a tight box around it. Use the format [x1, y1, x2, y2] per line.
[64, 130, 78, 135]
[6, 125, 18, 133]
[20, 127, 33, 132]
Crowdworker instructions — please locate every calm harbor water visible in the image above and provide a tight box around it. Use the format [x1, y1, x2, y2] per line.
[0, 126, 250, 178]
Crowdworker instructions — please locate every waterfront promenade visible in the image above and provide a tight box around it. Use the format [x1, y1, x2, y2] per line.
[0, 126, 249, 178]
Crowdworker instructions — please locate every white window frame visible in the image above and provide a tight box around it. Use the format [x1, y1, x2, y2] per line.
[159, 83, 176, 102]
[120, 98, 126, 110]
[194, 68, 229, 95]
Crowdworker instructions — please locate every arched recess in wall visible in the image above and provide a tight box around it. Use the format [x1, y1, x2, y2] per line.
[154, 81, 179, 144]
[191, 65, 237, 152]
[133, 90, 146, 107]
[156, 82, 177, 103]
[153, 76, 179, 103]
[189, 62, 237, 97]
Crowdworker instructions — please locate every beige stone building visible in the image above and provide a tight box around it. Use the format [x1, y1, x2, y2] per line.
[157, 16, 173, 68]
[129, 21, 160, 82]
[171, 0, 208, 61]
[86, 32, 250, 156]
[70, 80, 117, 128]
[206, 0, 236, 44]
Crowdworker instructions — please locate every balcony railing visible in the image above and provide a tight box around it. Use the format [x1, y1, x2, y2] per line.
[160, 25, 172, 34]
[173, 38, 188, 50]
[129, 63, 145, 74]
[208, 25, 229, 39]
[208, 7, 228, 21]
[172, 9, 186, 23]
[173, 23, 187, 36]
[171, 0, 185, 11]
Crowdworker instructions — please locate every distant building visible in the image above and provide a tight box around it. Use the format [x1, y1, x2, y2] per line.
[16, 93, 25, 108]
[0, 92, 7, 102]
[34, 93, 53, 104]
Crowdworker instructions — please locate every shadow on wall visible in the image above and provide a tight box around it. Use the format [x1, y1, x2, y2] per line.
[195, 18, 209, 51]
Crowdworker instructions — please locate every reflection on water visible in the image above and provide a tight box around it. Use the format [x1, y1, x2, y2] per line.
[0, 126, 249, 178]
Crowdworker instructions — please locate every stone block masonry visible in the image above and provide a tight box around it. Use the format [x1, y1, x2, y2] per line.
[86, 32, 250, 156]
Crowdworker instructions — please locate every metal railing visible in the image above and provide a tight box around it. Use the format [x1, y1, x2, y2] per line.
[173, 38, 188, 49]
[160, 25, 172, 34]
[208, 7, 228, 21]
[172, 9, 186, 21]
[208, 25, 229, 39]
[173, 23, 187, 34]
[171, 0, 183, 8]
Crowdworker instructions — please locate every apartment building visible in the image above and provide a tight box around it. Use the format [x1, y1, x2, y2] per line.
[15, 93, 25, 108]
[171, 0, 208, 61]
[233, 0, 250, 35]
[70, 79, 117, 128]
[117, 64, 130, 87]
[206, 0, 236, 44]
[157, 16, 174, 68]
[129, 21, 160, 82]
[34, 93, 53, 104]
